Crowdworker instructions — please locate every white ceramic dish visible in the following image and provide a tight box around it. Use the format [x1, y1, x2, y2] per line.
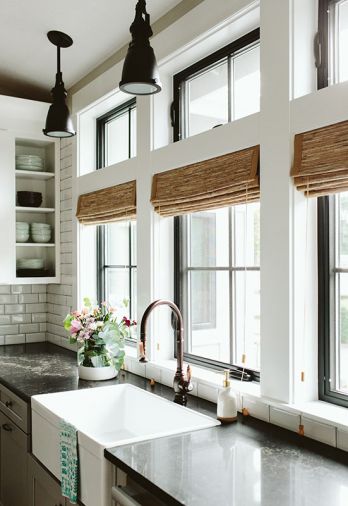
[17, 259, 44, 269]
[16, 234, 29, 243]
[32, 235, 51, 244]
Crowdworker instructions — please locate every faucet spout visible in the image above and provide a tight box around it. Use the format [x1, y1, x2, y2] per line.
[139, 299, 193, 405]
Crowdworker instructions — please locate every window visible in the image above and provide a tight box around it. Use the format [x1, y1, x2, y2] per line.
[319, 194, 348, 407]
[175, 204, 260, 377]
[96, 100, 137, 336]
[318, 0, 348, 88]
[173, 32, 261, 377]
[173, 29, 260, 140]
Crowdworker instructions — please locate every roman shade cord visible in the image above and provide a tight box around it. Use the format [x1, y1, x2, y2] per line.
[150, 146, 260, 217]
[76, 180, 136, 225]
[291, 120, 348, 197]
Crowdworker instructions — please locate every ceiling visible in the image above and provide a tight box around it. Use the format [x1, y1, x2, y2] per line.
[0, 0, 183, 102]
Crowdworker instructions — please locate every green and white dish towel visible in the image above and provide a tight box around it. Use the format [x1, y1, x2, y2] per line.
[60, 419, 79, 504]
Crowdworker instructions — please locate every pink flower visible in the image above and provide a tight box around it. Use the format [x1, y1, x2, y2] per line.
[70, 319, 82, 335]
[122, 317, 131, 327]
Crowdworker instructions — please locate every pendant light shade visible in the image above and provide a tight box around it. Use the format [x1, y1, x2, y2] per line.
[120, 0, 162, 95]
[43, 31, 76, 138]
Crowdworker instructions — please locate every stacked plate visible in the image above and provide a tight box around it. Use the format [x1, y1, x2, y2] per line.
[31, 223, 52, 243]
[16, 222, 29, 243]
[16, 155, 44, 172]
[17, 258, 44, 270]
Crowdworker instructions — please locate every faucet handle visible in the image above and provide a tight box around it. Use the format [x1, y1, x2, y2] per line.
[185, 364, 193, 392]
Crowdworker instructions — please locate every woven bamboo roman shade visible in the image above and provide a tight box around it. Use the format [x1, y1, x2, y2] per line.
[76, 180, 136, 225]
[292, 120, 348, 197]
[151, 146, 260, 217]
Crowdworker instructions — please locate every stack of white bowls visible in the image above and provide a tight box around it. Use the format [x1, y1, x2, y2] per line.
[31, 223, 52, 243]
[16, 155, 44, 172]
[17, 258, 44, 270]
[16, 222, 29, 243]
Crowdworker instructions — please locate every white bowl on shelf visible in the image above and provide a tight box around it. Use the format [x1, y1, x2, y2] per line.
[32, 234, 51, 244]
[16, 233, 29, 243]
[16, 221, 29, 229]
[17, 258, 44, 270]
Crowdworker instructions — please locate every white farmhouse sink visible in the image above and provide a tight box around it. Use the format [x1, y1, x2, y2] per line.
[32, 384, 219, 506]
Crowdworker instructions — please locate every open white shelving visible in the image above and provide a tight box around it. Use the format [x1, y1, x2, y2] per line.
[16, 243, 55, 248]
[15, 170, 55, 180]
[13, 135, 60, 284]
[16, 206, 55, 213]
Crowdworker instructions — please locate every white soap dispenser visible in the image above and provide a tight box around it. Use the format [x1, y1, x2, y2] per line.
[217, 370, 238, 423]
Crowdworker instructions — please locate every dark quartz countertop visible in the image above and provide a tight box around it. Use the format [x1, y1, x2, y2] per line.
[105, 417, 348, 506]
[0, 343, 347, 506]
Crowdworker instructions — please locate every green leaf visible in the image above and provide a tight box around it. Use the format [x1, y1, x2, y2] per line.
[64, 314, 73, 331]
[122, 298, 129, 308]
[83, 297, 92, 308]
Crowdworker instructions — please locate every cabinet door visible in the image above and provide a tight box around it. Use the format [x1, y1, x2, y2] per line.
[0, 412, 28, 506]
[27, 454, 65, 506]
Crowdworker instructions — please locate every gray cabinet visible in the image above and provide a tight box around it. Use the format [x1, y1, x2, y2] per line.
[27, 455, 66, 506]
[0, 411, 29, 506]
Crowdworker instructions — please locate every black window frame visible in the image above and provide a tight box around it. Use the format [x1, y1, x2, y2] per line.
[318, 0, 348, 406]
[96, 99, 137, 338]
[172, 30, 261, 382]
[172, 28, 260, 142]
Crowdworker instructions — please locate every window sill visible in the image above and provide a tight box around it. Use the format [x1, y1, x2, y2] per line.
[124, 347, 348, 450]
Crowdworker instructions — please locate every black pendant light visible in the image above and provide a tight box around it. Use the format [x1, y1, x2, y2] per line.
[120, 0, 162, 95]
[43, 31, 76, 138]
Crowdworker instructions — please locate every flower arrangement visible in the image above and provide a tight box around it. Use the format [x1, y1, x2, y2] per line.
[64, 298, 136, 376]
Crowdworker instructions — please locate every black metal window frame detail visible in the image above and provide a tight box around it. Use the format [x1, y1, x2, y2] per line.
[317, 0, 344, 90]
[318, 197, 348, 407]
[172, 31, 260, 381]
[172, 28, 260, 141]
[96, 99, 137, 342]
[317, 1, 348, 406]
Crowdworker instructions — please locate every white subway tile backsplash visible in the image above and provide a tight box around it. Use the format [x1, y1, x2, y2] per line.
[270, 407, 301, 432]
[19, 323, 39, 334]
[18, 293, 39, 304]
[243, 396, 270, 422]
[197, 383, 218, 403]
[0, 295, 18, 304]
[0, 316, 11, 325]
[11, 285, 31, 294]
[0, 306, 4, 314]
[0, 324, 19, 335]
[301, 416, 337, 447]
[12, 314, 31, 324]
[5, 334, 26, 345]
[5, 304, 25, 314]
[26, 332, 46, 343]
[0, 286, 11, 294]
[337, 429, 348, 452]
[31, 285, 47, 294]
[25, 303, 47, 313]
[31, 313, 46, 323]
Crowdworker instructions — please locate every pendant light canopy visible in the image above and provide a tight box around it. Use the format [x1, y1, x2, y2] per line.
[43, 31, 76, 138]
[120, 0, 162, 96]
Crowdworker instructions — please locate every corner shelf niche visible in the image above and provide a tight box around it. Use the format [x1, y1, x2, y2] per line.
[15, 137, 60, 284]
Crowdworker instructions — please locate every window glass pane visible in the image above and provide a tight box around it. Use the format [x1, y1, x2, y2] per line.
[189, 208, 229, 267]
[233, 203, 260, 267]
[189, 270, 230, 362]
[131, 268, 137, 321]
[106, 222, 130, 265]
[186, 60, 228, 137]
[130, 107, 137, 158]
[105, 268, 129, 309]
[233, 45, 260, 120]
[338, 1, 348, 82]
[106, 112, 129, 166]
[131, 221, 137, 265]
[338, 192, 348, 268]
[234, 271, 260, 370]
[338, 273, 348, 392]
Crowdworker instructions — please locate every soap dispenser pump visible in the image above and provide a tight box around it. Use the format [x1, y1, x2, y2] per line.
[217, 370, 238, 423]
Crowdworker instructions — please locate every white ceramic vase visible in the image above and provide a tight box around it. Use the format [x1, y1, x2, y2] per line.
[78, 365, 119, 381]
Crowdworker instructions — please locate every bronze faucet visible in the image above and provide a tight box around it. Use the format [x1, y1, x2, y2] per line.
[139, 299, 193, 406]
